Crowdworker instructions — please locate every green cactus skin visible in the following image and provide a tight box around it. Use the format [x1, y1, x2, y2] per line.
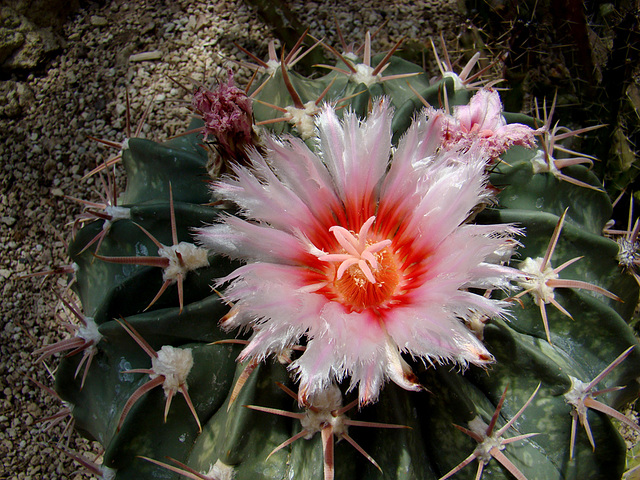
[49, 34, 640, 480]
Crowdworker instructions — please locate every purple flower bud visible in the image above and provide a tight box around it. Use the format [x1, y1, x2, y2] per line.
[192, 70, 255, 165]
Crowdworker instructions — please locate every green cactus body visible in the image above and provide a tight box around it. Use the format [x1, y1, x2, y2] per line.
[249, 47, 431, 140]
[47, 31, 640, 480]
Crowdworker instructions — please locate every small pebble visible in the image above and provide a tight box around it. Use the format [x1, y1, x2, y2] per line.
[129, 50, 163, 62]
[90, 15, 108, 26]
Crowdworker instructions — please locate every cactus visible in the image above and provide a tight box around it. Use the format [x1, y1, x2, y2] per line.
[33, 25, 640, 480]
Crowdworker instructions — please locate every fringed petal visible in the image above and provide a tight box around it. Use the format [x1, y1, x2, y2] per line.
[207, 94, 523, 403]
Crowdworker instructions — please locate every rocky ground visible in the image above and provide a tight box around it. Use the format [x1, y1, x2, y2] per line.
[0, 0, 469, 477]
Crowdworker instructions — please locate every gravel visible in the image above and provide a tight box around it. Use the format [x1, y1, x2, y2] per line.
[0, 0, 468, 477]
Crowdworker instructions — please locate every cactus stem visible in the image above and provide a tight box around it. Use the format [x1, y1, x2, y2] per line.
[564, 345, 639, 458]
[439, 384, 540, 480]
[117, 376, 166, 431]
[29, 377, 75, 443]
[82, 152, 123, 180]
[253, 80, 359, 138]
[83, 90, 154, 179]
[604, 194, 640, 284]
[247, 383, 407, 479]
[284, 28, 310, 65]
[57, 445, 115, 479]
[20, 262, 78, 285]
[315, 76, 338, 106]
[116, 318, 157, 358]
[33, 292, 100, 388]
[68, 171, 129, 255]
[232, 31, 319, 78]
[319, 41, 357, 73]
[139, 456, 222, 480]
[279, 51, 305, 109]
[531, 93, 604, 191]
[515, 209, 620, 343]
[95, 187, 208, 313]
[429, 35, 501, 91]
[227, 358, 258, 411]
[233, 41, 270, 69]
[370, 35, 406, 77]
[116, 319, 201, 432]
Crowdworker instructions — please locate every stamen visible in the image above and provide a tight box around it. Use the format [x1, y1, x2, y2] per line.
[329, 226, 362, 257]
[315, 216, 400, 311]
[320, 216, 392, 284]
[336, 258, 360, 279]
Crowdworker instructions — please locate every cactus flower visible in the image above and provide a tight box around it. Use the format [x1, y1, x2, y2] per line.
[441, 88, 536, 161]
[192, 70, 256, 167]
[198, 97, 522, 405]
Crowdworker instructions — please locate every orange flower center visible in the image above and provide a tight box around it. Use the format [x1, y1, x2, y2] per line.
[318, 216, 401, 311]
[333, 243, 401, 311]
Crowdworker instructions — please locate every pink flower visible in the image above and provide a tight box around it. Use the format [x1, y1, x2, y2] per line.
[441, 88, 536, 160]
[192, 70, 254, 163]
[198, 98, 521, 405]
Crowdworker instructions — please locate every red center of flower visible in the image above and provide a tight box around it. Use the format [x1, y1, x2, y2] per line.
[318, 216, 401, 311]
